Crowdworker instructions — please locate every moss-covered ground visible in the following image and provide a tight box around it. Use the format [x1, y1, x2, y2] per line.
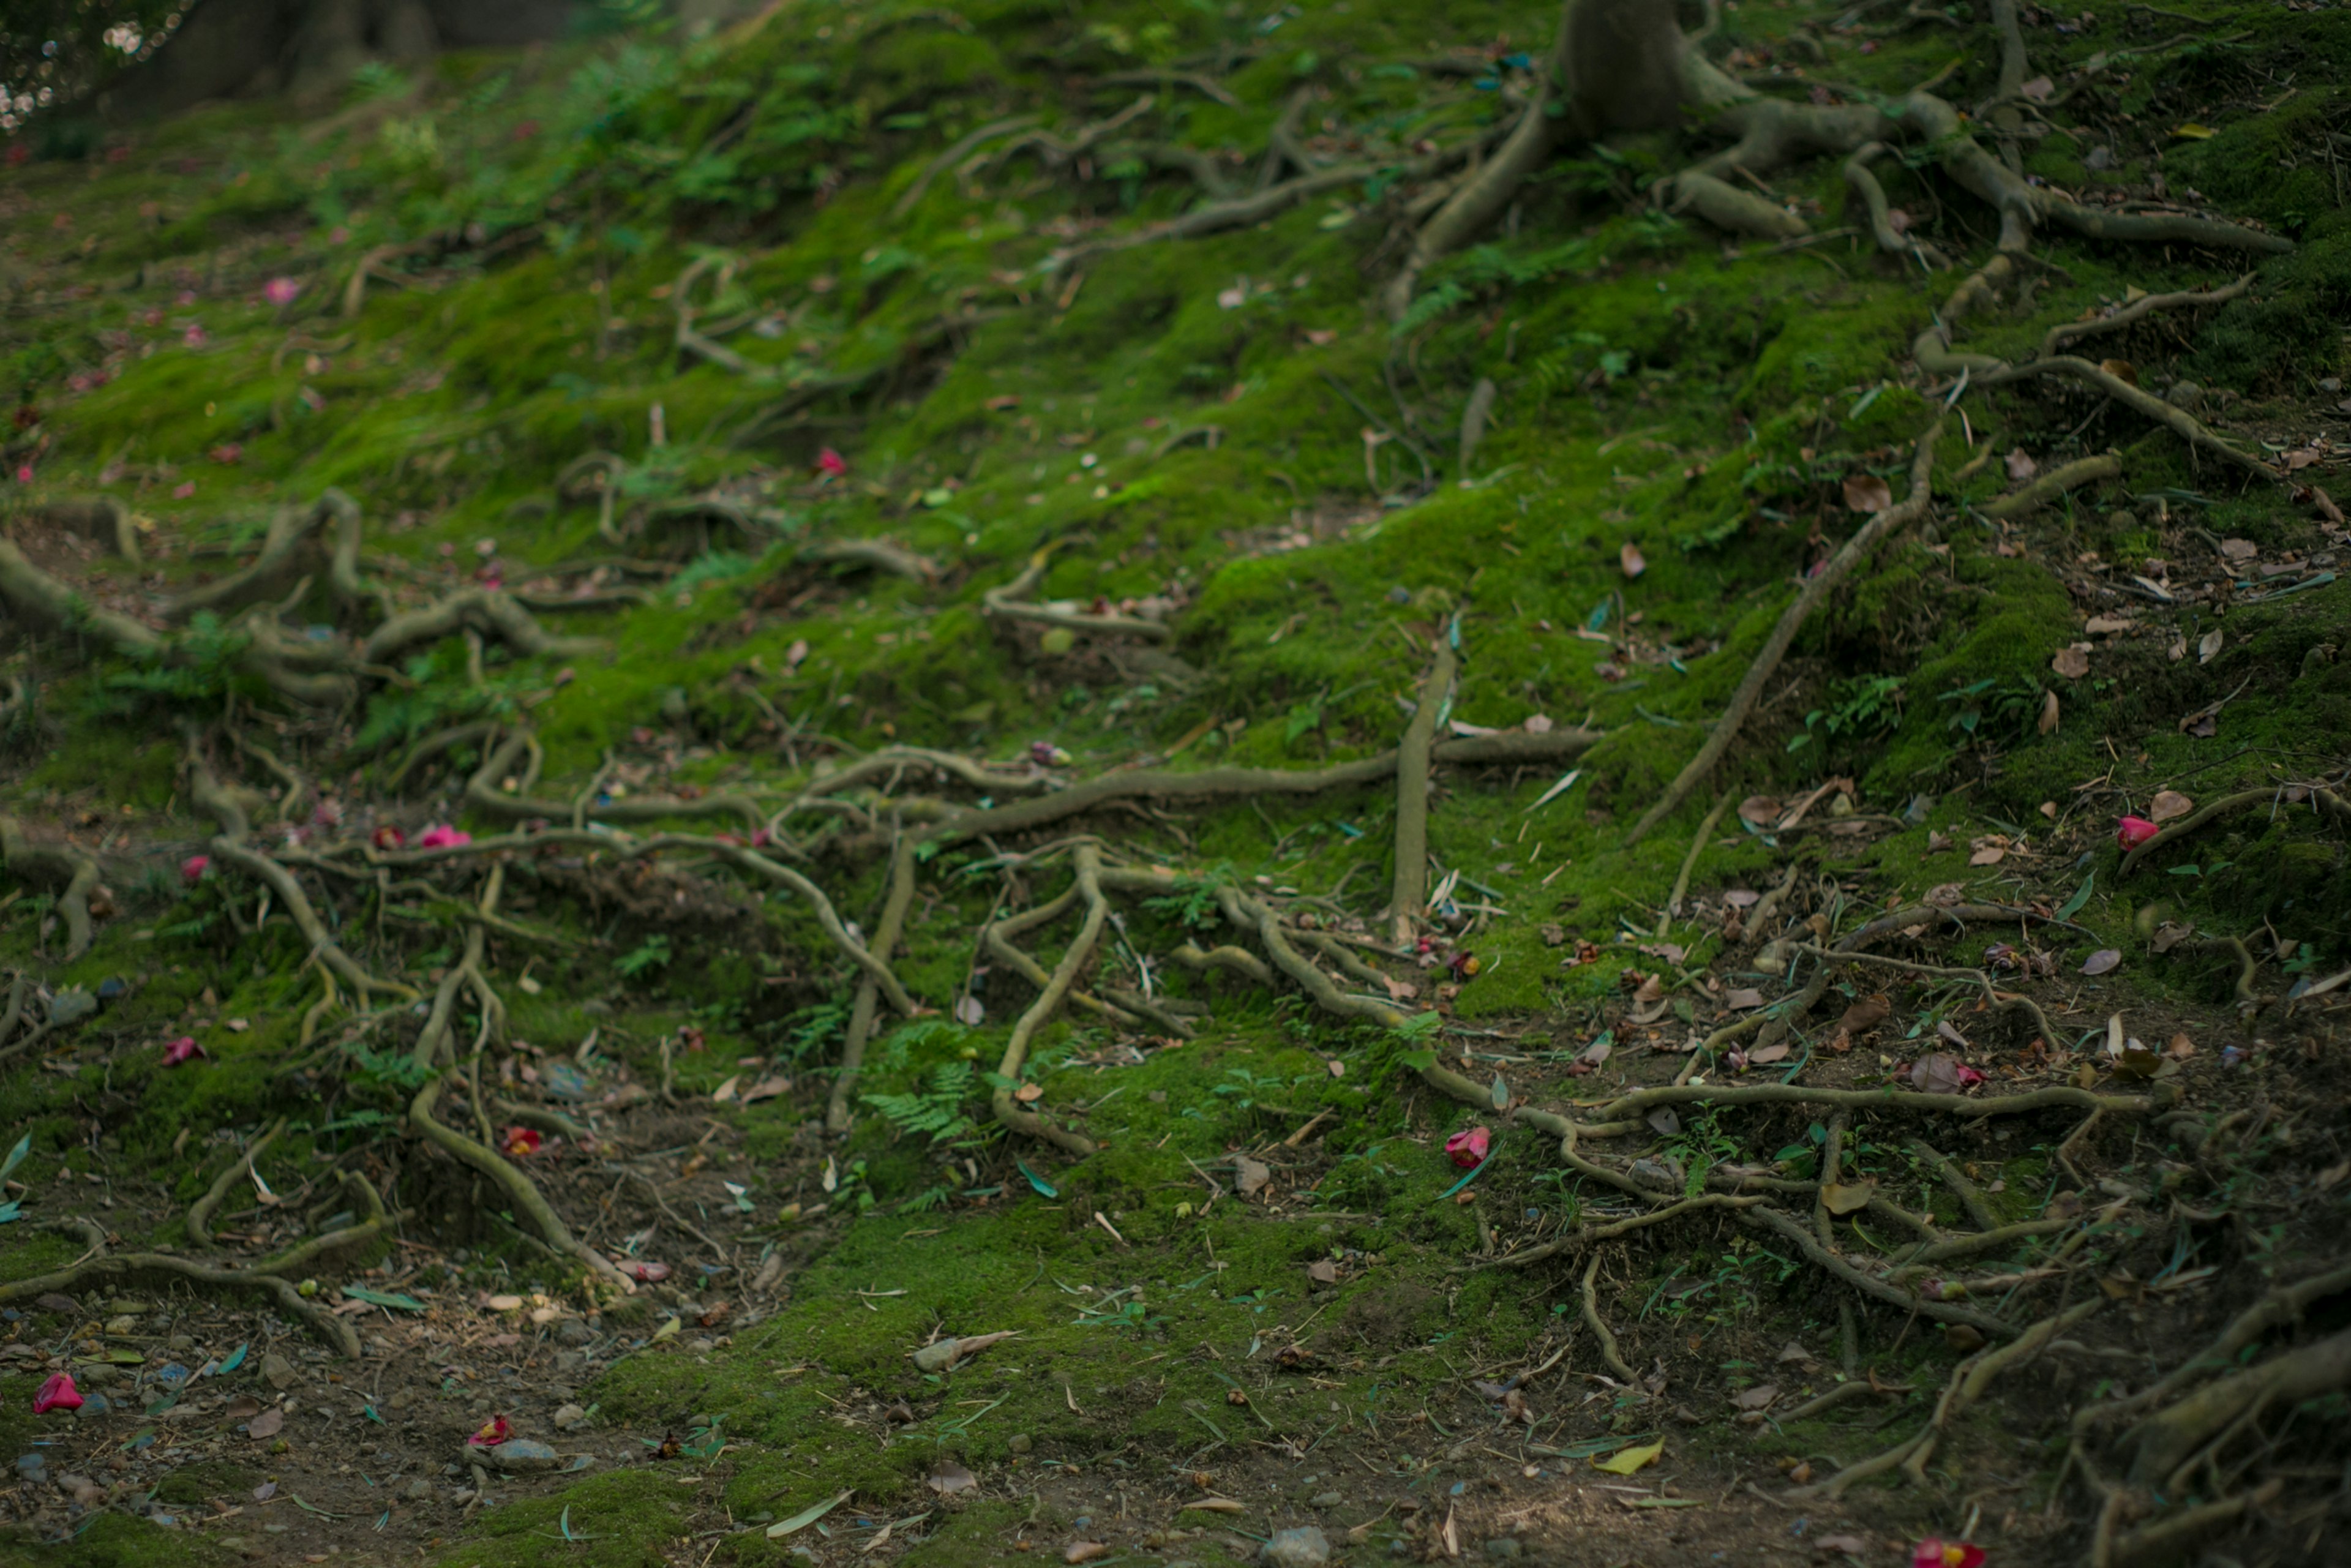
[3, 0, 2350, 1563]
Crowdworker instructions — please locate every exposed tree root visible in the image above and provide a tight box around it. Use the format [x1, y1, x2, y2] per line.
[1389, 639, 1457, 942]
[1626, 421, 1941, 845]
[1843, 143, 1949, 269]
[2040, 275, 2254, 359]
[0, 1252, 361, 1357]
[1978, 453, 2122, 520]
[983, 547, 1174, 642]
[2118, 1326, 2351, 1487]
[893, 113, 1043, 218]
[989, 845, 1109, 1157]
[0, 815, 102, 962]
[2076, 1261, 2351, 1435]
[408, 1074, 634, 1296]
[828, 833, 918, 1133]
[1582, 1253, 1638, 1382]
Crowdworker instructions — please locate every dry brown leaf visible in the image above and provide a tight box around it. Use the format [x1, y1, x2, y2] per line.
[1842, 474, 1892, 514]
[2084, 615, 2135, 634]
[1837, 993, 1891, 1035]
[2082, 948, 2123, 976]
[2099, 358, 2138, 385]
[246, 1406, 284, 1439]
[1732, 1384, 1780, 1410]
[1620, 541, 1647, 579]
[927, 1461, 978, 1495]
[2148, 789, 2194, 823]
[1233, 1156, 1271, 1196]
[1737, 795, 1784, 827]
[2166, 1032, 2196, 1059]
[2006, 449, 2039, 482]
[1969, 843, 2007, 866]
[1748, 1041, 1790, 1065]
[1821, 1181, 1874, 1215]
[1724, 987, 1765, 1010]
[2052, 645, 2091, 679]
[2198, 629, 2224, 665]
[2219, 538, 2259, 561]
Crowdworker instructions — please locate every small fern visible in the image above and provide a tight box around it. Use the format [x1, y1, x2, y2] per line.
[863, 1061, 984, 1146]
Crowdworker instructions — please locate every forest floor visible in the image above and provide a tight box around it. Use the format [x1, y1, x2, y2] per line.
[3, 1, 2350, 1566]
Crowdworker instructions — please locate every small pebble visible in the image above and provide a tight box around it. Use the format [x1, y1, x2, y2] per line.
[1007, 1433, 1033, 1454]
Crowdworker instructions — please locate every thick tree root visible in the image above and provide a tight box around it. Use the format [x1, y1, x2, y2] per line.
[2118, 1326, 2351, 1487]
[0, 1253, 361, 1357]
[1626, 421, 1941, 845]
[2076, 1261, 2351, 1435]
[1582, 1254, 1638, 1382]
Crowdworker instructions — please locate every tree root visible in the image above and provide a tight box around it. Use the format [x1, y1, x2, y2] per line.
[1843, 143, 1949, 269]
[1978, 453, 2121, 520]
[1582, 1253, 1638, 1382]
[2121, 786, 2351, 874]
[1583, 1079, 2161, 1128]
[1490, 1193, 1765, 1268]
[1389, 639, 1456, 942]
[162, 489, 381, 625]
[0, 816, 102, 962]
[828, 833, 918, 1133]
[2109, 1481, 2282, 1567]
[0, 1252, 361, 1357]
[1382, 46, 1562, 318]
[2076, 1260, 2351, 1435]
[983, 547, 1173, 642]
[187, 1117, 287, 1247]
[464, 730, 768, 831]
[206, 838, 417, 1000]
[2118, 1326, 2351, 1487]
[990, 845, 1108, 1156]
[1737, 1205, 2018, 1337]
[362, 586, 601, 666]
[1626, 420, 1941, 845]
[893, 113, 1043, 217]
[801, 537, 940, 582]
[408, 1074, 634, 1295]
[923, 729, 1597, 849]
[2039, 275, 2254, 359]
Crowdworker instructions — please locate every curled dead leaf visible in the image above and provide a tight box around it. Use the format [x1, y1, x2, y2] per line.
[1842, 474, 1892, 514]
[2006, 449, 2039, 482]
[2099, 358, 2137, 385]
[2082, 948, 2123, 976]
[2038, 688, 2060, 733]
[1836, 993, 1891, 1035]
[1620, 541, 1647, 579]
[2053, 645, 2091, 679]
[2147, 789, 2194, 823]
[1738, 795, 1784, 827]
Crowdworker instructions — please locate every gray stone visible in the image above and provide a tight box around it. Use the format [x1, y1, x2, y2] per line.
[554, 1349, 588, 1374]
[405, 1479, 432, 1501]
[2167, 380, 2203, 411]
[1007, 1433, 1033, 1454]
[1309, 1491, 1343, 1509]
[551, 1403, 587, 1431]
[386, 1389, 417, 1411]
[1483, 1539, 1523, 1561]
[555, 1319, 596, 1347]
[484, 1439, 562, 1472]
[258, 1353, 296, 1391]
[1260, 1526, 1330, 1567]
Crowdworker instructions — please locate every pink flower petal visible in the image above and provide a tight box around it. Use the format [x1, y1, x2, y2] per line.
[2117, 816, 2161, 850]
[33, 1373, 83, 1413]
[1444, 1126, 1490, 1169]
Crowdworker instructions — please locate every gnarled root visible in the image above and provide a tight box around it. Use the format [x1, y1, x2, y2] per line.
[187, 1117, 288, 1248]
[408, 1074, 634, 1295]
[0, 1252, 361, 1357]
[827, 833, 918, 1132]
[2118, 1326, 2351, 1488]
[983, 547, 1173, 642]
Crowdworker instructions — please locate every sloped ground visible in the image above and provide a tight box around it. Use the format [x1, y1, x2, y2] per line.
[1, 2, 2349, 1566]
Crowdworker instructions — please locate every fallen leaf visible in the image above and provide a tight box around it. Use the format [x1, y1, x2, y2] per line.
[1738, 795, 1784, 827]
[1593, 1439, 1663, 1476]
[2082, 948, 2123, 976]
[2020, 74, 2055, 100]
[1969, 844, 2007, 866]
[1821, 1180, 1874, 1215]
[1733, 1384, 1780, 1410]
[1816, 1533, 1870, 1554]
[710, 1074, 741, 1104]
[1620, 542, 1647, 578]
[2198, 629, 2224, 664]
[1842, 474, 1892, 514]
[246, 1406, 283, 1439]
[1305, 1259, 1342, 1285]
[2172, 122, 2215, 139]
[926, 1461, 977, 1495]
[1234, 1156, 1271, 1196]
[2100, 358, 2138, 385]
[2053, 645, 2091, 678]
[2219, 538, 2258, 562]
[2166, 1032, 2196, 1059]
[1837, 994, 1892, 1035]
[2147, 789, 2194, 823]
[1909, 1052, 1981, 1095]
[2006, 449, 2039, 482]
[2038, 689, 2060, 733]
[1724, 988, 1765, 1010]
[1013, 1081, 1044, 1103]
[953, 993, 986, 1026]
[2085, 615, 2135, 634]
[1748, 1041, 1790, 1065]
[1065, 1545, 1112, 1564]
